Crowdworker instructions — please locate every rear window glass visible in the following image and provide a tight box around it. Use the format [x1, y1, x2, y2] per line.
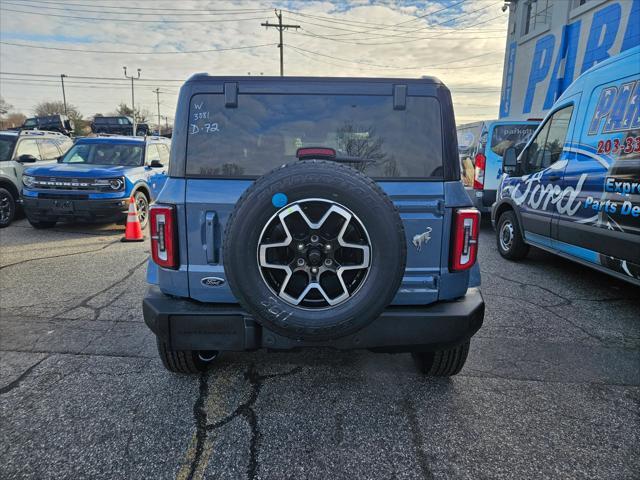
[490, 124, 537, 156]
[186, 94, 443, 179]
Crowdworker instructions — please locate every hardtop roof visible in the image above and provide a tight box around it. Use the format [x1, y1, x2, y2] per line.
[184, 74, 444, 86]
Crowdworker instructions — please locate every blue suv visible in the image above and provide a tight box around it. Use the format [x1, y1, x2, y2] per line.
[22, 135, 170, 228]
[143, 75, 484, 376]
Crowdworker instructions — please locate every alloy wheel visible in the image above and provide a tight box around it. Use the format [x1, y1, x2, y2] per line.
[257, 198, 371, 309]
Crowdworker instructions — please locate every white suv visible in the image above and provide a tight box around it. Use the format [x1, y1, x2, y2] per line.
[0, 130, 73, 227]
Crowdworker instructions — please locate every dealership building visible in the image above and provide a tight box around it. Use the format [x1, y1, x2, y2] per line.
[499, 0, 639, 120]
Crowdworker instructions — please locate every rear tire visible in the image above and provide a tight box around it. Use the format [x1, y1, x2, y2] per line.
[412, 341, 470, 377]
[496, 210, 529, 260]
[0, 188, 16, 228]
[156, 338, 218, 374]
[28, 218, 57, 229]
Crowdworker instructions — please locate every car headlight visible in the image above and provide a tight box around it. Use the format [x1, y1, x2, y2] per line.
[95, 177, 124, 191]
[22, 175, 35, 189]
[108, 178, 124, 191]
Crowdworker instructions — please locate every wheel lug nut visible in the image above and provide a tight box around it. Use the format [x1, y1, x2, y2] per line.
[297, 258, 305, 266]
[310, 235, 319, 243]
[324, 258, 333, 267]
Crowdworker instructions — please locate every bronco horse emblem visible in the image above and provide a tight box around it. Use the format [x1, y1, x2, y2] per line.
[412, 227, 432, 252]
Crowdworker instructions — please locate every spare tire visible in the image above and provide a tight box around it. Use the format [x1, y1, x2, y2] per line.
[223, 160, 406, 341]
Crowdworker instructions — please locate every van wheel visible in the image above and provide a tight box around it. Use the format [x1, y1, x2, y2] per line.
[412, 341, 470, 377]
[496, 211, 529, 260]
[0, 188, 16, 228]
[156, 338, 218, 374]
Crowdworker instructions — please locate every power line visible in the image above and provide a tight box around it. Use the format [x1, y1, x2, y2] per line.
[0, 71, 185, 82]
[0, 41, 277, 55]
[8, 1, 270, 16]
[284, 0, 502, 40]
[20, 0, 271, 13]
[288, 45, 502, 70]
[280, 1, 469, 31]
[0, 7, 268, 23]
[292, 13, 506, 46]
[292, 30, 505, 43]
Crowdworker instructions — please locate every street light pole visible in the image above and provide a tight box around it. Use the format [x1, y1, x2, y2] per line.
[60, 74, 68, 116]
[123, 66, 141, 136]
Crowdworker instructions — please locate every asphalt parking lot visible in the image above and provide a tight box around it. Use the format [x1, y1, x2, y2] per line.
[0, 218, 638, 480]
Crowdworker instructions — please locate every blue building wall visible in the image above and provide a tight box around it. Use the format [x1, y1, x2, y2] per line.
[499, 0, 639, 120]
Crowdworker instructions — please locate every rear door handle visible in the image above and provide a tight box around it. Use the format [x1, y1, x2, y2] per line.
[548, 174, 561, 182]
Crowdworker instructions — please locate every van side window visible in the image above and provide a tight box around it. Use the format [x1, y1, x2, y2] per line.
[521, 105, 574, 175]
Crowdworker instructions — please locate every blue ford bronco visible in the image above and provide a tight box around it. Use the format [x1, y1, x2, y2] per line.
[143, 75, 484, 376]
[22, 135, 170, 229]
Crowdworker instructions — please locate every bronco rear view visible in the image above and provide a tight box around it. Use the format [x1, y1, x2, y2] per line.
[143, 75, 484, 376]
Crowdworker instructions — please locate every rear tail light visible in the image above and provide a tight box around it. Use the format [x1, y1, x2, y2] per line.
[150, 204, 178, 269]
[296, 147, 336, 160]
[473, 153, 486, 190]
[450, 208, 480, 271]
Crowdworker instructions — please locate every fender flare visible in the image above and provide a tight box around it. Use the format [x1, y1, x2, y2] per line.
[0, 177, 19, 200]
[131, 181, 151, 201]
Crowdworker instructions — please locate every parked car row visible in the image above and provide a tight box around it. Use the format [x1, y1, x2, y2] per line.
[12, 114, 151, 138]
[0, 131, 170, 228]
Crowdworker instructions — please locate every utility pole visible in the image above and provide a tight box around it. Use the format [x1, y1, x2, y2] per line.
[60, 74, 68, 116]
[153, 88, 161, 135]
[123, 66, 141, 136]
[261, 10, 300, 76]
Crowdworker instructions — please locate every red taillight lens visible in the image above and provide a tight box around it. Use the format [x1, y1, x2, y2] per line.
[473, 153, 486, 190]
[296, 147, 336, 160]
[450, 208, 480, 271]
[150, 204, 178, 269]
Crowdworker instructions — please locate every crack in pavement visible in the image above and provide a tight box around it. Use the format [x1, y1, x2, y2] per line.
[401, 397, 435, 480]
[0, 355, 49, 395]
[56, 257, 148, 321]
[185, 364, 303, 480]
[0, 348, 153, 360]
[0, 238, 122, 270]
[484, 291, 610, 346]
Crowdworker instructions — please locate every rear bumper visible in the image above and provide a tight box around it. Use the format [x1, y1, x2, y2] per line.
[143, 286, 485, 352]
[23, 196, 129, 223]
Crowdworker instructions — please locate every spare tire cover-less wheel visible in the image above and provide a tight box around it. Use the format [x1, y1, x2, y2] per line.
[223, 160, 406, 341]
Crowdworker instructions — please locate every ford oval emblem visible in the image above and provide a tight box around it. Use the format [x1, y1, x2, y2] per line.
[201, 277, 225, 287]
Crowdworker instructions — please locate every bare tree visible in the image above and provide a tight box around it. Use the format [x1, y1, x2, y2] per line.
[335, 123, 389, 173]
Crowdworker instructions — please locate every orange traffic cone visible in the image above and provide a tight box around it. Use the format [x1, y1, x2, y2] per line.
[121, 196, 144, 242]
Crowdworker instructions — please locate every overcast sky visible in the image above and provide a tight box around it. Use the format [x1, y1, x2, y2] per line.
[0, 0, 508, 126]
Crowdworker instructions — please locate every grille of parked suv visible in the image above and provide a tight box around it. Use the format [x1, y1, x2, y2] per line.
[31, 177, 125, 192]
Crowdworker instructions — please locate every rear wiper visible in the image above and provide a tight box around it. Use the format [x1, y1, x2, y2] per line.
[332, 156, 377, 164]
[296, 147, 377, 164]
